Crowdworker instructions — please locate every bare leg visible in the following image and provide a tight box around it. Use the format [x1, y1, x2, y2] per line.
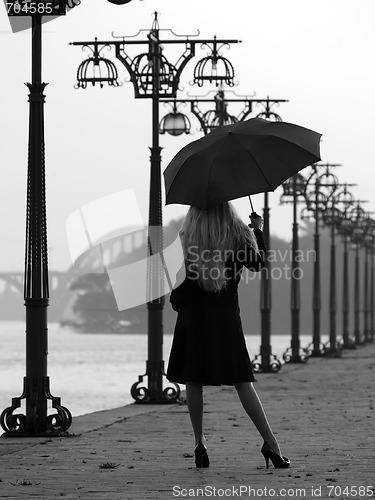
[234, 381, 282, 456]
[185, 381, 205, 446]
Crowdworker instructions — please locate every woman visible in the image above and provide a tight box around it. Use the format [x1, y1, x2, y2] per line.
[167, 202, 290, 470]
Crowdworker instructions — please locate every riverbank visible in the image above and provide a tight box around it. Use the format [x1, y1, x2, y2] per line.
[0, 342, 374, 499]
[0, 323, 318, 416]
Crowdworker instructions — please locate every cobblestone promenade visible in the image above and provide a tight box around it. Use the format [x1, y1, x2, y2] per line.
[1, 343, 374, 499]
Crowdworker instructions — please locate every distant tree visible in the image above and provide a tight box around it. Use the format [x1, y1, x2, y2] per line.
[70, 273, 147, 333]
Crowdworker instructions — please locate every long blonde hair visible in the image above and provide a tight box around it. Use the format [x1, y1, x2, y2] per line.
[180, 202, 259, 292]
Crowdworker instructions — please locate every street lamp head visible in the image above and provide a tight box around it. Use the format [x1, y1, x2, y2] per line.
[203, 109, 237, 132]
[322, 206, 343, 227]
[74, 41, 120, 89]
[282, 174, 306, 197]
[193, 39, 235, 87]
[300, 207, 314, 222]
[131, 52, 177, 97]
[75, 56, 119, 89]
[351, 227, 363, 245]
[337, 217, 352, 236]
[160, 110, 191, 136]
[280, 174, 307, 206]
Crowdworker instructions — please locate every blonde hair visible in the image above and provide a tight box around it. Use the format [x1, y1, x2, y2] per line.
[180, 202, 259, 292]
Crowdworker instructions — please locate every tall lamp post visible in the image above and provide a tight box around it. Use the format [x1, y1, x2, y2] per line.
[363, 235, 369, 344]
[302, 163, 340, 357]
[335, 186, 356, 349]
[251, 101, 286, 373]
[0, 0, 85, 437]
[280, 173, 309, 363]
[321, 185, 354, 357]
[71, 13, 240, 403]
[362, 214, 375, 343]
[349, 203, 366, 345]
[367, 219, 375, 343]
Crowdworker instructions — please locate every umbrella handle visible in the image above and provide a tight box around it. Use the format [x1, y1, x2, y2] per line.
[248, 195, 263, 223]
[248, 195, 255, 213]
[248, 195, 259, 218]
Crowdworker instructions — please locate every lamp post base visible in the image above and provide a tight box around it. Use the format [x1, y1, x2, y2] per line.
[1, 376, 72, 437]
[342, 338, 357, 349]
[282, 346, 309, 363]
[323, 339, 342, 358]
[251, 352, 282, 373]
[131, 361, 181, 404]
[305, 341, 326, 357]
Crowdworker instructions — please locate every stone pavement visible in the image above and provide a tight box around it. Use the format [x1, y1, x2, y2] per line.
[0, 342, 374, 500]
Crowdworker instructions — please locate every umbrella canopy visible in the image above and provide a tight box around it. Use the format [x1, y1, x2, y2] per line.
[164, 117, 322, 209]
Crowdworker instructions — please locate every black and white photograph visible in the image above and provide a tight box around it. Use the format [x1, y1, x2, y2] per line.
[0, 1, 374, 498]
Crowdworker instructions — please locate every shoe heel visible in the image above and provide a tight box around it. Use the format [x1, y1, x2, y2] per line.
[261, 450, 269, 469]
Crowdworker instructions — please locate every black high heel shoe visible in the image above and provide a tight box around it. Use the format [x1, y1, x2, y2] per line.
[261, 442, 290, 469]
[194, 442, 210, 468]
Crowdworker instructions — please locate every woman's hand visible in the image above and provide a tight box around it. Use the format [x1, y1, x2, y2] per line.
[171, 302, 181, 312]
[249, 212, 263, 230]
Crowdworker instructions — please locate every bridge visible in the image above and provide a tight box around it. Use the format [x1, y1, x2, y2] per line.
[0, 226, 152, 322]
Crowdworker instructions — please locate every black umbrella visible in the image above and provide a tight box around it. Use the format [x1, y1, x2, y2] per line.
[163, 117, 322, 209]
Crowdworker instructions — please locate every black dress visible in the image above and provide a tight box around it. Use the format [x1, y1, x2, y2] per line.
[166, 229, 266, 386]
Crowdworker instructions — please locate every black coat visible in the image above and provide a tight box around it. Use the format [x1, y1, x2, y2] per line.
[166, 229, 266, 385]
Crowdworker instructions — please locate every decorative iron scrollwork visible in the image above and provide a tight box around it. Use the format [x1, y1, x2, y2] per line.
[44, 378, 73, 433]
[131, 362, 181, 404]
[131, 377, 148, 402]
[251, 354, 282, 373]
[255, 98, 283, 121]
[0, 383, 27, 434]
[162, 384, 181, 402]
[1, 377, 72, 436]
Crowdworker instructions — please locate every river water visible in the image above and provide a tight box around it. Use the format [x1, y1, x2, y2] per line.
[0, 322, 321, 417]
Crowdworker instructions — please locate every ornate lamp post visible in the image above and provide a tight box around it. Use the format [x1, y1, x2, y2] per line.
[280, 173, 309, 363]
[361, 215, 375, 343]
[335, 186, 356, 349]
[251, 101, 287, 373]
[71, 13, 240, 403]
[349, 203, 366, 345]
[1, 0, 88, 437]
[302, 163, 340, 357]
[321, 185, 354, 357]
[367, 219, 375, 343]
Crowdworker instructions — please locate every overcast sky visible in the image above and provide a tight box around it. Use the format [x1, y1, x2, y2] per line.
[1, 0, 375, 271]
